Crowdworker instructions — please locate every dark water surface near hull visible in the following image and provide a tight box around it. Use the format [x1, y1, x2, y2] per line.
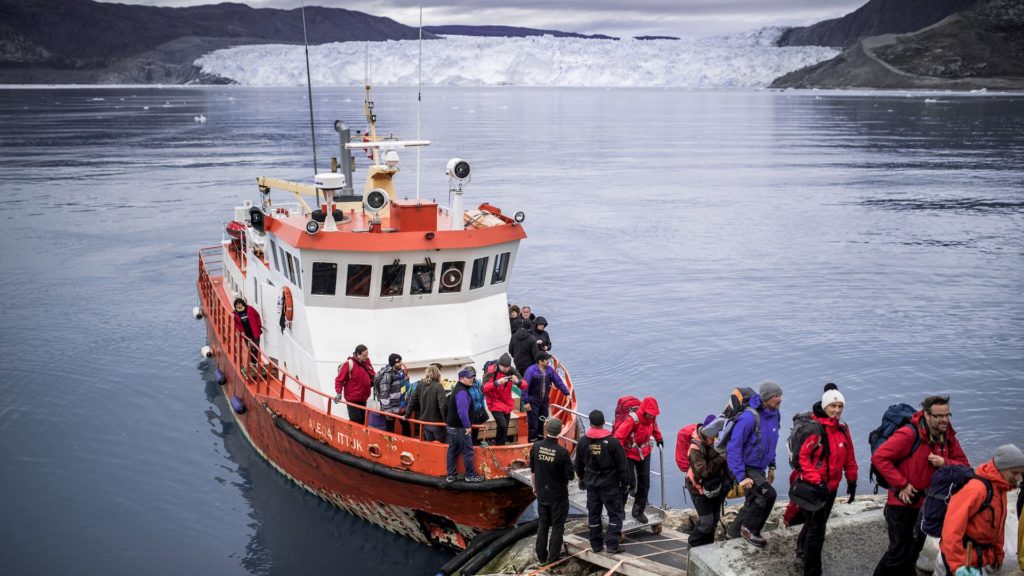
[0, 87, 1022, 575]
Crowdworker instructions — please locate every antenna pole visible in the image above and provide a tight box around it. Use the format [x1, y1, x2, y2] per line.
[301, 1, 318, 176]
[416, 0, 423, 199]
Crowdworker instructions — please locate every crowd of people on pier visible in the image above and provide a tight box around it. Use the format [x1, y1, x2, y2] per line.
[231, 298, 1023, 575]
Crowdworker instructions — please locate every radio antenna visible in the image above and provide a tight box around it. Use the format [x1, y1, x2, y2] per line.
[416, 0, 423, 199]
[300, 1, 319, 179]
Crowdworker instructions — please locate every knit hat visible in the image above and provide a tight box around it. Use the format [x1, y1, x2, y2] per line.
[545, 417, 563, 436]
[535, 351, 551, 362]
[589, 410, 605, 428]
[498, 353, 512, 367]
[388, 353, 402, 366]
[994, 444, 1024, 471]
[822, 389, 846, 408]
[458, 367, 476, 380]
[759, 381, 782, 402]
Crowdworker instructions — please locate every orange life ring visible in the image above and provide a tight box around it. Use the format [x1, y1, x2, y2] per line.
[281, 287, 294, 321]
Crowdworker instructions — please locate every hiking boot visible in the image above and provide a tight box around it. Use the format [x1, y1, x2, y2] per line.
[463, 474, 485, 482]
[606, 544, 626, 554]
[591, 545, 603, 554]
[741, 526, 767, 548]
[632, 511, 649, 524]
[446, 475, 458, 483]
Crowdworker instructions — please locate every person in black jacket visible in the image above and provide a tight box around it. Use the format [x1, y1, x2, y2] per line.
[574, 409, 629, 554]
[532, 316, 552, 353]
[509, 304, 526, 334]
[530, 417, 574, 564]
[407, 365, 447, 443]
[509, 324, 538, 374]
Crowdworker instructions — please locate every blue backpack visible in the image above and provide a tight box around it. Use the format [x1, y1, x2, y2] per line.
[469, 378, 488, 424]
[868, 403, 920, 493]
[919, 465, 993, 538]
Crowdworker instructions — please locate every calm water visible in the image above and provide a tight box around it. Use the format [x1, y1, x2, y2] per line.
[1, 86, 1022, 575]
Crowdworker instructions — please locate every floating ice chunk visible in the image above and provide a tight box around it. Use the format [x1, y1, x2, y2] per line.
[194, 114, 207, 123]
[924, 98, 939, 103]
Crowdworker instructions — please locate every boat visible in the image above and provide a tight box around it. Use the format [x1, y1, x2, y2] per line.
[194, 86, 582, 550]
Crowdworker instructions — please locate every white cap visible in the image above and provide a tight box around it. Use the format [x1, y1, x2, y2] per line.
[822, 389, 846, 408]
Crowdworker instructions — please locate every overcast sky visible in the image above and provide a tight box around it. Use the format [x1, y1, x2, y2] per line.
[109, 0, 868, 38]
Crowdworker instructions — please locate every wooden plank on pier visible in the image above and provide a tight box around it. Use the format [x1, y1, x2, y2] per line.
[562, 527, 689, 576]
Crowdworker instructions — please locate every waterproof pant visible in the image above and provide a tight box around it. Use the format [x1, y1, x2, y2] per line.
[446, 427, 476, 477]
[797, 492, 837, 576]
[627, 457, 652, 517]
[526, 399, 548, 442]
[726, 467, 777, 537]
[347, 400, 367, 425]
[687, 486, 724, 547]
[536, 498, 569, 563]
[423, 425, 447, 443]
[872, 504, 926, 576]
[587, 485, 625, 551]
[491, 411, 510, 445]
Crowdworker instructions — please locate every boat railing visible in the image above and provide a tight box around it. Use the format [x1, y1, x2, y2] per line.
[199, 247, 579, 451]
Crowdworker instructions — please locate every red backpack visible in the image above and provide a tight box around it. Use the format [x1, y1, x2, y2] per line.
[613, 396, 642, 432]
[675, 423, 700, 472]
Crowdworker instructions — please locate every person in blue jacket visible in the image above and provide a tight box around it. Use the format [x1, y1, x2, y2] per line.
[725, 381, 783, 547]
[522, 352, 570, 441]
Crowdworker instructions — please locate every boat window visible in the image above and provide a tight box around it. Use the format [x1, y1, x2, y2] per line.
[286, 252, 297, 285]
[269, 239, 280, 271]
[439, 261, 465, 293]
[411, 262, 435, 295]
[470, 256, 488, 290]
[278, 245, 287, 276]
[311, 262, 337, 296]
[294, 254, 302, 289]
[346, 264, 372, 297]
[491, 252, 510, 284]
[380, 263, 406, 297]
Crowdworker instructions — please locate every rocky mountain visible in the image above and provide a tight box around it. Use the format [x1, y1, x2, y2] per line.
[777, 0, 986, 47]
[771, 0, 1024, 90]
[424, 25, 615, 40]
[0, 0, 436, 84]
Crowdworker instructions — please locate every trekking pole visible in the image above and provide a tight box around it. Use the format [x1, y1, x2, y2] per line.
[659, 443, 665, 509]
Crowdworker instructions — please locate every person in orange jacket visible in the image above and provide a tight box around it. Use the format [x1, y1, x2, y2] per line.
[613, 396, 663, 523]
[940, 444, 1024, 575]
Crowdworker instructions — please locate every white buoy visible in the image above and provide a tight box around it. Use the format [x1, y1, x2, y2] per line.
[200, 345, 213, 358]
[192, 306, 203, 319]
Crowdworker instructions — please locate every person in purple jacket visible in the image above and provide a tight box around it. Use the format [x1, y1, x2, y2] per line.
[445, 367, 484, 483]
[725, 381, 783, 547]
[522, 352, 570, 441]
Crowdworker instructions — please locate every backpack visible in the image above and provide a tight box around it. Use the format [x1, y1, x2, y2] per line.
[711, 387, 759, 454]
[675, 423, 700, 473]
[469, 378, 488, 424]
[613, 396, 642, 432]
[919, 465, 994, 538]
[868, 403, 921, 493]
[482, 359, 499, 382]
[788, 411, 829, 472]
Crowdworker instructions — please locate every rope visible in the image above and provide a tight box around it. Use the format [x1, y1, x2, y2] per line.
[522, 550, 586, 576]
[480, 440, 513, 474]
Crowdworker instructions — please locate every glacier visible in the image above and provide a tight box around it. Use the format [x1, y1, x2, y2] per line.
[195, 29, 839, 89]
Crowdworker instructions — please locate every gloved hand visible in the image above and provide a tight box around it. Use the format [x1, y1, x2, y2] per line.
[847, 480, 857, 504]
[398, 407, 406, 416]
[620, 483, 630, 497]
[578, 480, 586, 491]
[656, 438, 664, 449]
[333, 393, 343, 404]
[954, 566, 982, 576]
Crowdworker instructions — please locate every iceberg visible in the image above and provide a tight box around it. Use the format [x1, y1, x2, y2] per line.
[195, 30, 839, 89]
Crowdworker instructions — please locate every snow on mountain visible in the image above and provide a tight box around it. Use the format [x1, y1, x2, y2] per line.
[195, 31, 839, 88]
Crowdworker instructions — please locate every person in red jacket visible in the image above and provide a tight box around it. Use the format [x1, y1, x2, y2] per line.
[793, 385, 858, 576]
[232, 297, 263, 369]
[482, 353, 520, 445]
[614, 396, 663, 523]
[333, 344, 375, 425]
[872, 395, 969, 576]
[939, 444, 1024, 575]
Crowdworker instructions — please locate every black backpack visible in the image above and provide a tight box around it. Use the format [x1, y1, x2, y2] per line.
[919, 465, 994, 538]
[788, 411, 829, 473]
[868, 403, 921, 493]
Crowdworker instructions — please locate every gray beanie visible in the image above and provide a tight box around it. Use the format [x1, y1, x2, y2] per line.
[545, 417, 563, 436]
[993, 444, 1024, 471]
[759, 381, 782, 402]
